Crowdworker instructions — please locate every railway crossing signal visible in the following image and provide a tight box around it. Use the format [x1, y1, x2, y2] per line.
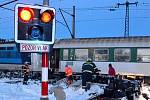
[15, 4, 55, 44]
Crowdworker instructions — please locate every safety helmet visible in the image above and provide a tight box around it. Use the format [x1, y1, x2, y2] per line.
[86, 58, 92, 62]
[24, 62, 29, 65]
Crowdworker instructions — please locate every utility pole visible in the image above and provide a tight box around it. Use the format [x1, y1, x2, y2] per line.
[117, 0, 138, 37]
[72, 6, 75, 39]
[43, 0, 49, 6]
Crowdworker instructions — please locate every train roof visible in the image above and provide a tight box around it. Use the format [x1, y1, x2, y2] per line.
[0, 40, 16, 47]
[53, 36, 150, 48]
[0, 40, 15, 44]
[1, 36, 150, 48]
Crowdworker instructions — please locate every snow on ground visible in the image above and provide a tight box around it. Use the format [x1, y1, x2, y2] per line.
[137, 84, 150, 100]
[64, 83, 104, 100]
[0, 78, 104, 100]
[0, 78, 42, 100]
[0, 78, 150, 100]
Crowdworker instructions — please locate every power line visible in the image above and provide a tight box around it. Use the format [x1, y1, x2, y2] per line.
[0, 0, 17, 11]
[0, 6, 14, 11]
[0, 0, 18, 7]
[0, 16, 149, 23]
[55, 16, 150, 23]
[77, 18, 123, 22]
[76, 17, 150, 22]
[61, 5, 114, 10]
[142, 2, 150, 5]
[0, 4, 150, 13]
[60, 3, 150, 11]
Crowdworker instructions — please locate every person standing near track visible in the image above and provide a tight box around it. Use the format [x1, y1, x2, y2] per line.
[65, 65, 73, 85]
[23, 62, 30, 85]
[108, 63, 116, 76]
[82, 58, 97, 91]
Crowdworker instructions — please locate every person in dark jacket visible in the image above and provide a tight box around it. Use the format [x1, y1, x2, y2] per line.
[108, 63, 116, 76]
[82, 58, 97, 91]
[23, 62, 30, 85]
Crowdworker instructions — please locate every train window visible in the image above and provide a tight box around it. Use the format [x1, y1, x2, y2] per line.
[0, 52, 6, 58]
[114, 48, 130, 62]
[0, 51, 16, 58]
[0, 47, 6, 50]
[7, 47, 14, 50]
[75, 49, 88, 61]
[94, 49, 109, 61]
[10, 52, 20, 58]
[63, 49, 69, 60]
[137, 49, 150, 62]
[7, 51, 12, 58]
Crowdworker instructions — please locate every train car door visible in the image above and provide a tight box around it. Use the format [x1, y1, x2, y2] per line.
[50, 49, 59, 70]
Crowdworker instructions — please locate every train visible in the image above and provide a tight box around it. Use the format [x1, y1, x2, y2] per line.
[0, 40, 41, 71]
[52, 36, 150, 77]
[0, 36, 150, 77]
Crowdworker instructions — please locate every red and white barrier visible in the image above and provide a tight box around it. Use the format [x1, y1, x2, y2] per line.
[41, 53, 48, 99]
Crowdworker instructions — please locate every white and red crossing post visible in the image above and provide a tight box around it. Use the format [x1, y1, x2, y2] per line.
[41, 52, 49, 100]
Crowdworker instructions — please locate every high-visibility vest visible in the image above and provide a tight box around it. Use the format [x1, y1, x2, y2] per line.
[65, 67, 73, 76]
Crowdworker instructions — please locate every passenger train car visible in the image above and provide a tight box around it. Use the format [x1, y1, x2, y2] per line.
[52, 36, 150, 77]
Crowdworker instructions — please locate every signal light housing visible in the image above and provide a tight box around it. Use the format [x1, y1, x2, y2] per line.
[15, 4, 56, 45]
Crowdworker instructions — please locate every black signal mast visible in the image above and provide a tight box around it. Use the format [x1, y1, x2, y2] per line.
[117, 0, 138, 37]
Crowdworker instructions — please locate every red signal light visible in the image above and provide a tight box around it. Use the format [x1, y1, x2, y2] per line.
[19, 7, 34, 22]
[41, 10, 54, 23]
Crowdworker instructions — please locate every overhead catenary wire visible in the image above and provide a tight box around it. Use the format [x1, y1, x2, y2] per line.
[1, 3, 150, 12]
[59, 8, 74, 38]
[60, 2, 150, 11]
[0, 16, 150, 24]
[0, 6, 14, 11]
[0, 2, 150, 26]
[76, 17, 150, 22]
[0, 0, 18, 7]
[1, 1, 150, 39]
[0, 6, 150, 22]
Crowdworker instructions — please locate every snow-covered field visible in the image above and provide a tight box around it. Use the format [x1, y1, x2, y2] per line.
[0, 78, 149, 100]
[0, 78, 104, 100]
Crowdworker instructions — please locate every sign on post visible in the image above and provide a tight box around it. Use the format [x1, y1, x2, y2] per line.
[20, 44, 49, 52]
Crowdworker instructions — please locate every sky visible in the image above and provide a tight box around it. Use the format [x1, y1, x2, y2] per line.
[0, 0, 150, 39]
